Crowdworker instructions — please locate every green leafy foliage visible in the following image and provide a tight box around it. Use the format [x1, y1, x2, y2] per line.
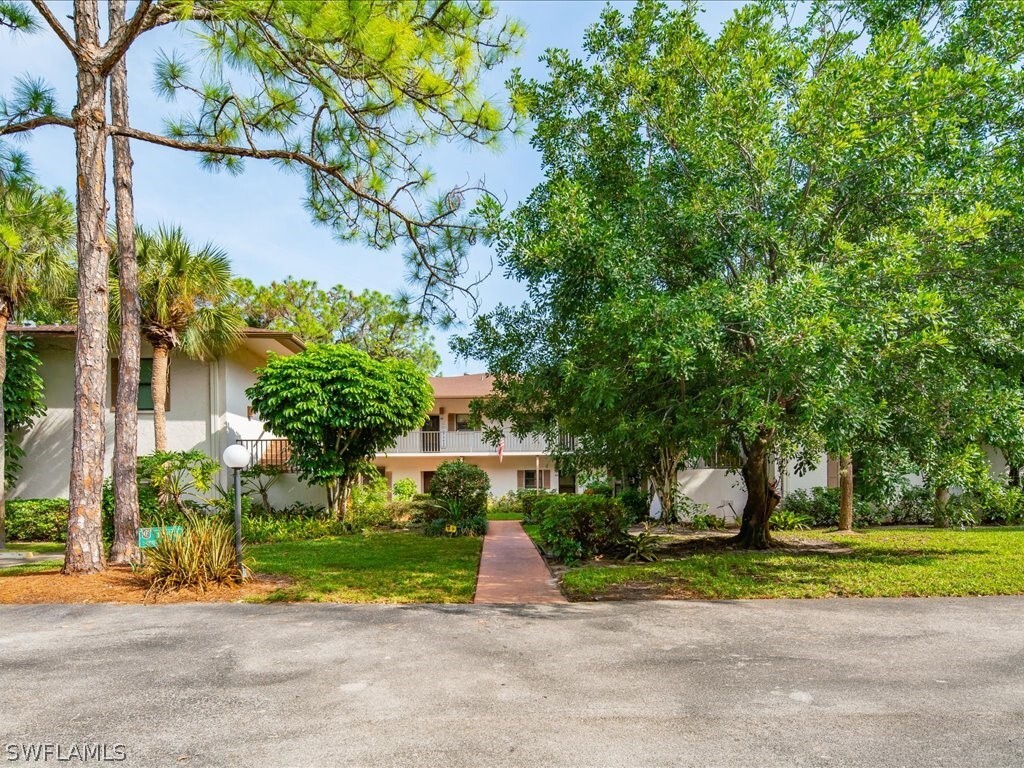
[138, 451, 220, 517]
[688, 514, 727, 532]
[616, 487, 651, 523]
[428, 460, 490, 516]
[4, 334, 45, 487]
[533, 494, 631, 564]
[392, 478, 418, 501]
[247, 344, 433, 517]
[232, 278, 440, 373]
[422, 463, 490, 536]
[422, 499, 488, 538]
[769, 510, 813, 532]
[5, 498, 67, 541]
[619, 523, 660, 563]
[130, 225, 244, 360]
[458, 0, 1024, 544]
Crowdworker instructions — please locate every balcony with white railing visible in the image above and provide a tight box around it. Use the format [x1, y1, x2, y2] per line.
[384, 430, 575, 456]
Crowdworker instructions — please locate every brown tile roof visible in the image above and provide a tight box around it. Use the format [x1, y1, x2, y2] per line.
[429, 373, 494, 399]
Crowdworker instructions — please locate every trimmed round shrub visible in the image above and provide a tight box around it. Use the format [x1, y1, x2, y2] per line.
[428, 460, 490, 516]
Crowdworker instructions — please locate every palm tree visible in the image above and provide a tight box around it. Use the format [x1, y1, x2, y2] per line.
[133, 225, 244, 451]
[0, 179, 75, 547]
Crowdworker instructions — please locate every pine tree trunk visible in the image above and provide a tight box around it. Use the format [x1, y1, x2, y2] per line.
[108, 0, 141, 565]
[151, 344, 170, 452]
[838, 453, 854, 531]
[0, 311, 8, 549]
[65, 1, 109, 574]
[731, 432, 780, 549]
[933, 485, 950, 528]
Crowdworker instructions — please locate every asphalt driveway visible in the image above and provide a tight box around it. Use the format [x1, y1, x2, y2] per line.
[2, 597, 1022, 767]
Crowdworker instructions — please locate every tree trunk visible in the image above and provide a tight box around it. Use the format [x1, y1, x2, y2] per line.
[731, 432, 780, 549]
[933, 485, 950, 529]
[651, 447, 681, 530]
[108, 0, 141, 565]
[151, 344, 170, 452]
[0, 311, 8, 549]
[65, 1, 109, 574]
[339, 476, 351, 523]
[838, 453, 854, 531]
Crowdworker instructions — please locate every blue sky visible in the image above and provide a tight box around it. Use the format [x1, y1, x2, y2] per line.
[1, 1, 741, 372]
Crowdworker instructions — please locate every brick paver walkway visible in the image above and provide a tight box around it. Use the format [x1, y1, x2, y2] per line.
[474, 520, 566, 604]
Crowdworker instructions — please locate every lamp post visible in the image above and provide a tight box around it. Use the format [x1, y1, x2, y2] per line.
[222, 443, 251, 579]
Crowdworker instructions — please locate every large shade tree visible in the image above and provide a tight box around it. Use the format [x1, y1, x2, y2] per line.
[130, 225, 244, 452]
[460, 0, 1024, 547]
[0, 0, 521, 573]
[247, 344, 433, 519]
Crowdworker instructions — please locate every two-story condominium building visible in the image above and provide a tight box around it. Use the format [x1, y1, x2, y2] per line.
[12, 325, 838, 514]
[10, 326, 571, 507]
[373, 373, 574, 496]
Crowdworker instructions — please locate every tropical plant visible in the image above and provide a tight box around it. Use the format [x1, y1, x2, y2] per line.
[0, 178, 74, 548]
[620, 523, 660, 563]
[131, 225, 244, 452]
[144, 516, 244, 594]
[770, 510, 813, 532]
[247, 344, 433, 520]
[422, 497, 488, 537]
[242, 464, 283, 513]
[138, 451, 219, 518]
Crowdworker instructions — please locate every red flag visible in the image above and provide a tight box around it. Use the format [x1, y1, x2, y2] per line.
[497, 437, 505, 463]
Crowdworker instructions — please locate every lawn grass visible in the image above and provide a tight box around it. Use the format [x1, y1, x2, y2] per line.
[487, 511, 524, 521]
[5, 542, 65, 554]
[0, 560, 63, 577]
[560, 527, 1024, 601]
[249, 532, 483, 603]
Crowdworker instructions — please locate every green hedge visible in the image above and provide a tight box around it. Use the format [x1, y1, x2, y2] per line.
[534, 494, 632, 564]
[6, 499, 69, 542]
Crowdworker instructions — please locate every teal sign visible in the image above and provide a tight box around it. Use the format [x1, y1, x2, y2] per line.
[138, 526, 183, 549]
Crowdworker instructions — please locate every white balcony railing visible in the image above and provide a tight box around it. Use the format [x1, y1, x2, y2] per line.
[384, 430, 574, 455]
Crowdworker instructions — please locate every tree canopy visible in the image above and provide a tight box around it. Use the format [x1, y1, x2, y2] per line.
[0, 0, 522, 572]
[246, 344, 433, 518]
[458, 0, 1024, 546]
[233, 277, 440, 373]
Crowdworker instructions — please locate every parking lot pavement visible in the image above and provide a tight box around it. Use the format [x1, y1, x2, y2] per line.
[2, 597, 1023, 767]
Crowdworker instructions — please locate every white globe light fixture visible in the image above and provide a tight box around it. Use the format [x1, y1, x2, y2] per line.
[222, 443, 252, 579]
[222, 443, 251, 470]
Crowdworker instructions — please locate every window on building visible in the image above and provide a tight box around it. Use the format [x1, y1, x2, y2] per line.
[518, 469, 551, 490]
[558, 473, 577, 494]
[111, 357, 168, 412]
[454, 413, 473, 431]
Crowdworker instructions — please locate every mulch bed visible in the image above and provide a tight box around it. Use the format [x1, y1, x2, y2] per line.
[0, 565, 291, 604]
